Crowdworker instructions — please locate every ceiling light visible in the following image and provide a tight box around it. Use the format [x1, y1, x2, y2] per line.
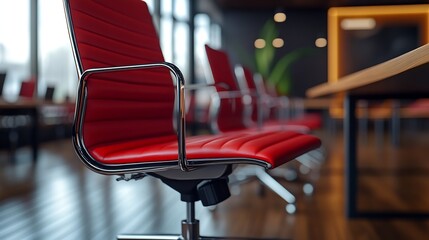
[254, 39, 266, 49]
[274, 12, 286, 23]
[341, 18, 376, 30]
[272, 38, 284, 48]
[315, 38, 327, 48]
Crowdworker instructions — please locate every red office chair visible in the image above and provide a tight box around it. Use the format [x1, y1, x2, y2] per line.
[63, 0, 321, 239]
[235, 65, 322, 131]
[18, 78, 36, 99]
[205, 45, 306, 211]
[205, 46, 325, 201]
[235, 65, 325, 186]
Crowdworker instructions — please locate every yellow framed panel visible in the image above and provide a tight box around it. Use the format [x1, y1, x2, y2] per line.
[328, 4, 429, 83]
[327, 5, 429, 118]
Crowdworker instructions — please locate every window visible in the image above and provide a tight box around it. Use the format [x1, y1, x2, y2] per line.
[174, 23, 190, 80]
[194, 13, 222, 106]
[0, 1, 31, 100]
[174, 0, 189, 21]
[0, 0, 220, 104]
[38, 0, 76, 101]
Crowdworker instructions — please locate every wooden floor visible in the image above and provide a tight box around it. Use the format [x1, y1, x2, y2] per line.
[1, 128, 429, 240]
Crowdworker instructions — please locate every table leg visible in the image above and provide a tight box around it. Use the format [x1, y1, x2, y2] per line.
[31, 108, 39, 163]
[344, 95, 357, 218]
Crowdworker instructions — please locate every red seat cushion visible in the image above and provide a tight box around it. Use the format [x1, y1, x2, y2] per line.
[89, 130, 321, 169]
[286, 113, 322, 130]
[261, 113, 322, 131]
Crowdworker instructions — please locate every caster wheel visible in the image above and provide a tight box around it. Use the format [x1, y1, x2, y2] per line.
[207, 205, 217, 212]
[284, 169, 298, 181]
[303, 183, 314, 196]
[285, 203, 296, 214]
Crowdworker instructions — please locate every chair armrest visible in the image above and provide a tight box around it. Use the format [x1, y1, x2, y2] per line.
[185, 82, 230, 91]
[216, 90, 246, 99]
[75, 62, 193, 172]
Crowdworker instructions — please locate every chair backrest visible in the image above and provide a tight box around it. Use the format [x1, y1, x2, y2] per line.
[0, 72, 6, 97]
[204, 45, 240, 92]
[64, 0, 177, 151]
[235, 65, 259, 123]
[204, 45, 246, 132]
[19, 77, 36, 98]
[44, 86, 55, 101]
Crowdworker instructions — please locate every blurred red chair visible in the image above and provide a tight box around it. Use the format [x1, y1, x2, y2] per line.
[206, 45, 324, 199]
[18, 77, 36, 99]
[235, 65, 322, 132]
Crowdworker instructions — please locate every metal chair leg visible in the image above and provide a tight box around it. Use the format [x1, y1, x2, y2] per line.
[117, 235, 181, 240]
[254, 168, 296, 214]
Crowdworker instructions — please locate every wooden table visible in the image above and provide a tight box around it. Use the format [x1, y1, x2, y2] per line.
[307, 43, 429, 218]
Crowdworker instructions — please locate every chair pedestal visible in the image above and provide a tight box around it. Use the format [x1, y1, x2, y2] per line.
[117, 201, 200, 240]
[117, 200, 289, 240]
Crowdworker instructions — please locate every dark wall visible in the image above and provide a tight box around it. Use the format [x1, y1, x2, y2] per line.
[220, 9, 328, 97]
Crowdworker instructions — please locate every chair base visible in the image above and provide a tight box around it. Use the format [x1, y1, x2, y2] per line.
[117, 235, 290, 240]
[117, 201, 290, 240]
[230, 166, 296, 214]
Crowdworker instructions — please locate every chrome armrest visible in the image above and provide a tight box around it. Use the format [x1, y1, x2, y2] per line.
[216, 90, 246, 99]
[74, 62, 192, 172]
[185, 82, 230, 91]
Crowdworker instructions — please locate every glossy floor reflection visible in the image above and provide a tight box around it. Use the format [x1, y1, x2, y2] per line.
[1, 128, 429, 240]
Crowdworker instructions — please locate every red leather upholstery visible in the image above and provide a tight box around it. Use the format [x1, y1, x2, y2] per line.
[19, 78, 36, 98]
[90, 130, 320, 168]
[205, 45, 248, 132]
[205, 45, 239, 92]
[69, 0, 175, 150]
[66, 0, 321, 171]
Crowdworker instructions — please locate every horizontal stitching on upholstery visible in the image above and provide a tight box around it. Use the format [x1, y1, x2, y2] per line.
[199, 134, 234, 148]
[74, 9, 159, 51]
[78, 40, 161, 64]
[215, 136, 239, 149]
[84, 117, 172, 124]
[92, 136, 176, 159]
[87, 97, 173, 103]
[254, 133, 301, 154]
[218, 133, 249, 149]
[234, 131, 278, 151]
[86, 76, 173, 87]
[87, 99, 172, 104]
[92, 1, 155, 34]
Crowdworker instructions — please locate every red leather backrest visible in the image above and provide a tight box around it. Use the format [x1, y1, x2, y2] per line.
[215, 96, 246, 132]
[204, 45, 245, 132]
[67, 0, 176, 149]
[204, 45, 239, 92]
[19, 78, 36, 98]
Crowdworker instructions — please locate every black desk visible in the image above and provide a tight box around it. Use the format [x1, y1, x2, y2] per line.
[0, 100, 40, 162]
[307, 43, 429, 218]
[1, 100, 74, 163]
